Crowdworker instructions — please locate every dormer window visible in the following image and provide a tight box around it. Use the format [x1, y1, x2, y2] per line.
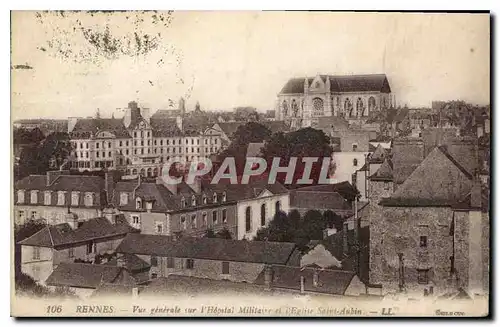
[17, 190, 25, 204]
[83, 192, 93, 207]
[43, 191, 52, 206]
[71, 191, 79, 206]
[222, 192, 227, 203]
[136, 197, 143, 210]
[30, 190, 38, 204]
[181, 196, 186, 208]
[213, 193, 218, 203]
[202, 194, 208, 205]
[120, 192, 129, 206]
[57, 191, 65, 206]
[191, 195, 197, 206]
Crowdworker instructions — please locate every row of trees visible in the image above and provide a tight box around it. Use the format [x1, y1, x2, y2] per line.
[219, 122, 335, 187]
[253, 209, 343, 251]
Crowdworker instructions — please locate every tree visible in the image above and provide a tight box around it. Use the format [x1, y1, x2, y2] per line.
[204, 229, 216, 238]
[261, 127, 333, 187]
[219, 122, 273, 175]
[324, 210, 343, 231]
[301, 210, 326, 241]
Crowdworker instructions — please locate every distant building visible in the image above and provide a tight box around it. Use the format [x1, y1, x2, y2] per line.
[68, 101, 223, 176]
[276, 74, 393, 129]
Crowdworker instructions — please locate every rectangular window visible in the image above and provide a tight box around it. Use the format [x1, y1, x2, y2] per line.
[68, 247, 74, 258]
[156, 222, 164, 234]
[384, 182, 390, 190]
[17, 210, 25, 223]
[186, 259, 194, 270]
[417, 269, 429, 284]
[420, 236, 428, 248]
[17, 190, 25, 204]
[96, 143, 99, 149]
[57, 192, 65, 206]
[191, 215, 197, 229]
[212, 211, 218, 224]
[30, 211, 37, 220]
[151, 255, 158, 267]
[132, 216, 140, 225]
[30, 191, 38, 204]
[167, 257, 175, 268]
[32, 247, 40, 260]
[180, 216, 187, 230]
[44, 191, 51, 205]
[222, 261, 229, 275]
[352, 144, 358, 151]
[86, 242, 95, 254]
[222, 209, 227, 223]
[71, 192, 79, 206]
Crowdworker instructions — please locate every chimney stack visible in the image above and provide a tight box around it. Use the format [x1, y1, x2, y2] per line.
[128, 101, 140, 125]
[103, 207, 116, 224]
[65, 208, 79, 230]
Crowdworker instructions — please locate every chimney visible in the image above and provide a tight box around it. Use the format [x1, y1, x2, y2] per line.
[176, 116, 183, 132]
[103, 207, 116, 224]
[264, 265, 273, 290]
[65, 208, 78, 230]
[104, 171, 114, 204]
[187, 176, 202, 194]
[156, 175, 178, 195]
[342, 222, 349, 256]
[300, 275, 305, 294]
[129, 101, 140, 125]
[313, 269, 319, 287]
[141, 107, 151, 124]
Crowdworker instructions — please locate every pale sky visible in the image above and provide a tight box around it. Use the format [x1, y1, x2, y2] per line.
[11, 11, 490, 120]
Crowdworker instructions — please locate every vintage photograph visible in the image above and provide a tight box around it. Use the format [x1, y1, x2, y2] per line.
[10, 11, 490, 317]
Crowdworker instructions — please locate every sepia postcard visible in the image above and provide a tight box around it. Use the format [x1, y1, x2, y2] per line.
[10, 10, 491, 318]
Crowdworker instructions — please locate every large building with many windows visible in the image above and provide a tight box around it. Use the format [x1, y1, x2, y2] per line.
[68, 101, 223, 177]
[276, 74, 393, 129]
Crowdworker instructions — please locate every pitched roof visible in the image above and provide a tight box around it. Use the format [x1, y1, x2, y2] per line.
[150, 118, 183, 137]
[141, 275, 267, 296]
[45, 263, 125, 289]
[292, 182, 358, 201]
[369, 158, 393, 181]
[116, 234, 297, 265]
[18, 216, 138, 248]
[280, 74, 391, 94]
[150, 109, 182, 119]
[254, 265, 356, 295]
[15, 174, 104, 193]
[380, 146, 473, 207]
[70, 118, 130, 139]
[290, 191, 352, 212]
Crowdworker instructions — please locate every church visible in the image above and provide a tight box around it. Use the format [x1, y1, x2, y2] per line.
[276, 74, 393, 129]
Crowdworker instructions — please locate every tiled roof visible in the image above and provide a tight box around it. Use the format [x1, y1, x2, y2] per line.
[150, 118, 183, 137]
[141, 275, 267, 296]
[380, 146, 473, 207]
[216, 121, 288, 138]
[116, 234, 297, 265]
[150, 110, 182, 119]
[106, 253, 151, 272]
[70, 118, 130, 139]
[45, 263, 125, 289]
[254, 265, 356, 295]
[14, 174, 106, 208]
[115, 177, 288, 213]
[369, 158, 393, 181]
[18, 216, 138, 248]
[280, 74, 391, 94]
[368, 144, 389, 164]
[292, 182, 358, 201]
[290, 191, 352, 211]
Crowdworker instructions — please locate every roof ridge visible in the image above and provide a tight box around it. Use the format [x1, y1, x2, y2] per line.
[47, 226, 55, 247]
[437, 146, 474, 180]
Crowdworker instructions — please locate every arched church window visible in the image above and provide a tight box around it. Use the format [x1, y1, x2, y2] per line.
[368, 96, 376, 112]
[291, 99, 299, 117]
[356, 98, 365, 117]
[312, 98, 324, 116]
[345, 98, 354, 117]
[282, 100, 288, 117]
